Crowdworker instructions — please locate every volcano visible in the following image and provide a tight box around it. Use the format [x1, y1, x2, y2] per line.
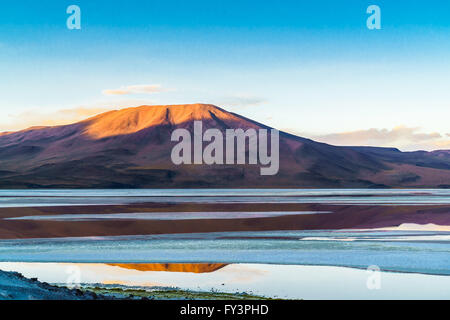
[0, 103, 449, 188]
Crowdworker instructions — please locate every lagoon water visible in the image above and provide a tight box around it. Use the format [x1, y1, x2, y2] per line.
[0, 189, 450, 207]
[5, 211, 330, 221]
[0, 189, 449, 299]
[0, 230, 449, 275]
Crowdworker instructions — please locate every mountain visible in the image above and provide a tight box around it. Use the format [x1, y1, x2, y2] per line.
[0, 103, 449, 188]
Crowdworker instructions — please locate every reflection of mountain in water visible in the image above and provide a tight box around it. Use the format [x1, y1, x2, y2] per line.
[108, 263, 228, 273]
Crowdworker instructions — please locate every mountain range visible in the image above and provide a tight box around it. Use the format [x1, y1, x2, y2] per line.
[0, 103, 449, 188]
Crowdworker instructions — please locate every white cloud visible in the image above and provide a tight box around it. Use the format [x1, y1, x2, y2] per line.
[316, 126, 441, 145]
[102, 84, 166, 96]
[215, 95, 267, 108]
[285, 126, 449, 152]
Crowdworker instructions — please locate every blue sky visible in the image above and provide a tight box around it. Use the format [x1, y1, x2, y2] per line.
[0, 0, 449, 150]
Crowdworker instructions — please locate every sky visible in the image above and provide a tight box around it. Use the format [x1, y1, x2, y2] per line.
[0, 0, 449, 151]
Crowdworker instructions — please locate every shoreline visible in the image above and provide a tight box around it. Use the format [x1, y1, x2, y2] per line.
[2, 262, 450, 300]
[0, 268, 268, 300]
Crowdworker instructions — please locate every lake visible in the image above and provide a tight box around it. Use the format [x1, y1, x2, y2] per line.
[0, 188, 449, 299]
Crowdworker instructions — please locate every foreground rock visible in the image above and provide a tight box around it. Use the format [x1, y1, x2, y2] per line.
[0, 270, 101, 300]
[0, 270, 268, 300]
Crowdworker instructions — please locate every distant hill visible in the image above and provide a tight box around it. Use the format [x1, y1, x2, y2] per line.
[0, 103, 449, 188]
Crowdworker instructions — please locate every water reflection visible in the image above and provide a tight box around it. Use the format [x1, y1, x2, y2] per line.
[107, 263, 228, 273]
[0, 262, 449, 299]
